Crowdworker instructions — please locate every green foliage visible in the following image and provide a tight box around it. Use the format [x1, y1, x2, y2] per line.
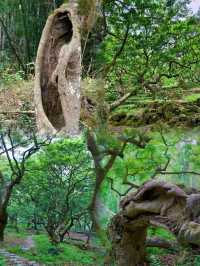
[184, 93, 200, 102]
[175, 249, 200, 266]
[9, 137, 94, 242]
[0, 0, 62, 72]
[2, 1, 200, 264]
[98, 128, 200, 226]
[0, 69, 24, 87]
[148, 247, 200, 266]
[94, 0, 200, 102]
[0, 58, 25, 87]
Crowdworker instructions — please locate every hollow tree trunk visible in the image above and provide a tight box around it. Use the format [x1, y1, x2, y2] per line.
[34, 2, 81, 136]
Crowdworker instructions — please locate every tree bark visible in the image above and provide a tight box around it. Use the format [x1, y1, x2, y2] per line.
[87, 131, 119, 233]
[89, 174, 105, 232]
[109, 180, 200, 266]
[34, 3, 81, 136]
[109, 215, 149, 266]
[0, 209, 8, 242]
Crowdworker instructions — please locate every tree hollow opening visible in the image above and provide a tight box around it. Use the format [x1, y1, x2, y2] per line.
[41, 11, 73, 130]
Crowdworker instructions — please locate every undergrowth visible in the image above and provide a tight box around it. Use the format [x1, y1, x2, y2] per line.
[6, 233, 103, 266]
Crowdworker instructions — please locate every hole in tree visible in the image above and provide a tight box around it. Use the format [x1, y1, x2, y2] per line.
[41, 11, 73, 130]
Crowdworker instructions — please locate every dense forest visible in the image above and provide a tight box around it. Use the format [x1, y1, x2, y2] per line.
[1, 0, 200, 265]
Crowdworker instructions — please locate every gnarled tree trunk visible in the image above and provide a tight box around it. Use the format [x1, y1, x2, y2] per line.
[109, 215, 149, 266]
[109, 180, 200, 266]
[34, 2, 81, 136]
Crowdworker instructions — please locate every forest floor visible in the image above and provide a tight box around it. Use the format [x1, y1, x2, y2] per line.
[1, 228, 200, 266]
[1, 232, 200, 266]
[0, 230, 103, 266]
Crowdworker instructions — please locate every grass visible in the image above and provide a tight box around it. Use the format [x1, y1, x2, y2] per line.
[148, 227, 176, 241]
[146, 227, 177, 266]
[0, 256, 6, 266]
[6, 233, 103, 266]
[184, 93, 200, 102]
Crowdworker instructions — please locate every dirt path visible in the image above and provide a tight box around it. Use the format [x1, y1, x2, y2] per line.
[0, 235, 42, 266]
[21, 236, 35, 251]
[0, 248, 41, 265]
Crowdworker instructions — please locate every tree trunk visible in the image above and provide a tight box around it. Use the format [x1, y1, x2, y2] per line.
[46, 227, 60, 244]
[0, 209, 8, 242]
[109, 180, 200, 266]
[89, 174, 104, 232]
[34, 3, 81, 136]
[109, 215, 148, 266]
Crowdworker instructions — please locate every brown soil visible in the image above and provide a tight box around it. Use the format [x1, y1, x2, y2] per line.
[0, 81, 33, 112]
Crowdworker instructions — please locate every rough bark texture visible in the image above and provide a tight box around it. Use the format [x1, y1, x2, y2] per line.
[34, 2, 81, 136]
[109, 180, 200, 266]
[109, 215, 149, 266]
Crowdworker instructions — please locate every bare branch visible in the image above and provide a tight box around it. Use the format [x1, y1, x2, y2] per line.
[159, 171, 200, 176]
[102, 21, 130, 77]
[146, 237, 177, 249]
[109, 91, 136, 111]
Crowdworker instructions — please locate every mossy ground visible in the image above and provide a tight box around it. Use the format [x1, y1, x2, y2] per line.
[110, 89, 200, 128]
